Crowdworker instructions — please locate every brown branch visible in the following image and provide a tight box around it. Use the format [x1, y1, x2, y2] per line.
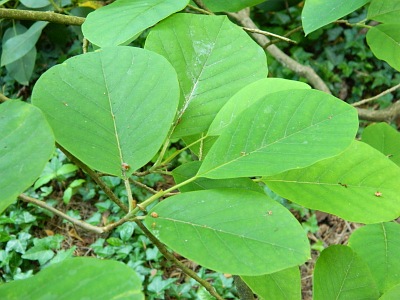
[57, 144, 129, 213]
[227, 10, 332, 94]
[19, 194, 104, 234]
[352, 83, 400, 107]
[129, 178, 178, 197]
[242, 27, 296, 44]
[20, 193, 136, 234]
[135, 220, 224, 300]
[356, 101, 400, 122]
[0, 8, 85, 26]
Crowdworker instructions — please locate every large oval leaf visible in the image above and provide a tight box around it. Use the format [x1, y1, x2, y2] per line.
[264, 141, 400, 223]
[366, 24, 400, 72]
[32, 46, 179, 178]
[313, 245, 379, 300]
[198, 89, 358, 179]
[144, 189, 310, 275]
[208, 78, 311, 136]
[241, 267, 301, 300]
[172, 161, 263, 193]
[362, 122, 400, 166]
[348, 222, 400, 294]
[0, 257, 144, 299]
[302, 0, 369, 35]
[367, 0, 400, 24]
[0, 101, 54, 214]
[145, 13, 268, 138]
[82, 0, 189, 47]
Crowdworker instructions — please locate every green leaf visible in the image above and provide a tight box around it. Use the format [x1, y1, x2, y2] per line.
[201, 0, 266, 12]
[241, 266, 301, 300]
[82, 0, 189, 47]
[348, 222, 400, 294]
[313, 245, 380, 300]
[144, 189, 310, 275]
[117, 222, 135, 242]
[302, 0, 369, 35]
[264, 141, 400, 223]
[380, 284, 400, 300]
[57, 164, 78, 176]
[198, 89, 358, 179]
[208, 78, 311, 136]
[2, 23, 36, 85]
[366, 24, 400, 72]
[172, 161, 264, 193]
[0, 101, 54, 214]
[32, 46, 179, 178]
[20, 0, 49, 8]
[22, 247, 55, 265]
[145, 14, 268, 138]
[368, 0, 400, 24]
[0, 257, 144, 299]
[362, 122, 400, 166]
[1, 21, 48, 66]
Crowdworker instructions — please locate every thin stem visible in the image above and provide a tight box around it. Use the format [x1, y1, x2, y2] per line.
[19, 194, 103, 234]
[242, 27, 297, 44]
[0, 93, 10, 103]
[135, 221, 224, 300]
[335, 19, 372, 29]
[352, 83, 400, 107]
[161, 135, 208, 166]
[129, 176, 198, 216]
[48, 0, 63, 12]
[0, 8, 84, 26]
[186, 4, 213, 15]
[124, 178, 135, 212]
[57, 144, 129, 213]
[192, 0, 214, 14]
[129, 178, 178, 196]
[151, 137, 171, 171]
[198, 133, 204, 161]
[82, 38, 89, 54]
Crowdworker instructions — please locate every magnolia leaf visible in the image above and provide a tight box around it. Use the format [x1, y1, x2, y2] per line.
[198, 89, 358, 179]
[313, 245, 379, 300]
[32, 46, 179, 178]
[208, 78, 311, 136]
[82, 0, 189, 47]
[0, 258, 143, 299]
[144, 189, 310, 275]
[0, 101, 54, 214]
[1, 21, 47, 66]
[367, 24, 400, 72]
[367, 0, 400, 24]
[348, 222, 400, 294]
[241, 266, 301, 300]
[201, 0, 266, 12]
[145, 13, 268, 138]
[172, 161, 263, 193]
[302, 0, 369, 35]
[362, 122, 400, 166]
[264, 141, 400, 223]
